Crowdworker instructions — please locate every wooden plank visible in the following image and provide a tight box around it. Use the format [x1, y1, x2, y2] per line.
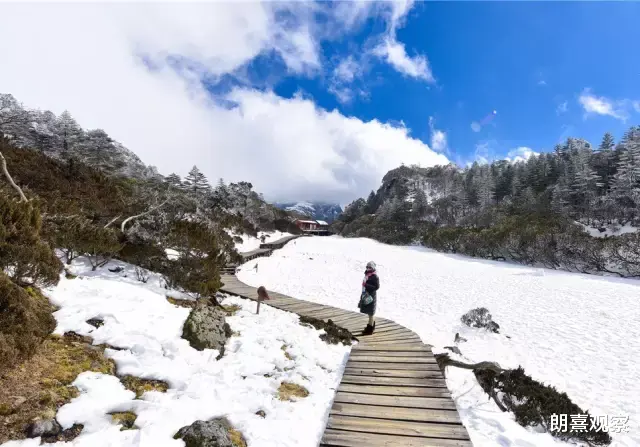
[348, 355, 437, 364]
[329, 402, 461, 424]
[340, 375, 447, 388]
[346, 361, 440, 371]
[352, 340, 433, 354]
[338, 383, 451, 398]
[363, 334, 423, 343]
[321, 429, 472, 447]
[351, 350, 433, 357]
[343, 368, 444, 379]
[333, 391, 457, 410]
[327, 415, 470, 440]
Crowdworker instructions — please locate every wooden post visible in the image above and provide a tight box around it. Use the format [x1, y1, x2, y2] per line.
[257, 286, 269, 314]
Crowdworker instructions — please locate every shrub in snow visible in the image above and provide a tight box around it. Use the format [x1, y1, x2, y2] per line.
[299, 315, 353, 345]
[0, 195, 61, 288]
[475, 367, 612, 446]
[0, 275, 56, 373]
[173, 418, 246, 447]
[460, 307, 500, 333]
[181, 301, 232, 358]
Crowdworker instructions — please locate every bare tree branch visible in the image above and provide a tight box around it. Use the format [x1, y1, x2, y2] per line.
[120, 199, 168, 233]
[0, 151, 28, 202]
[435, 353, 505, 374]
[104, 215, 121, 229]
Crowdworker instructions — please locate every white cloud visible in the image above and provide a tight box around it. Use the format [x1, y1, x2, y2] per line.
[373, 38, 434, 82]
[634, 101, 640, 113]
[428, 117, 448, 153]
[371, 0, 435, 82]
[556, 101, 568, 115]
[578, 89, 629, 121]
[0, 2, 448, 204]
[470, 122, 481, 132]
[538, 80, 547, 86]
[505, 147, 538, 163]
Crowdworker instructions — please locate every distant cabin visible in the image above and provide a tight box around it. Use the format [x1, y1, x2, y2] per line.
[294, 219, 331, 236]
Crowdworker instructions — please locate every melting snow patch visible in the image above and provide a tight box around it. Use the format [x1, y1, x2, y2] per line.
[6, 257, 349, 447]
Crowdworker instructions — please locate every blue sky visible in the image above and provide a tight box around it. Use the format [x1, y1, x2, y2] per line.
[215, 1, 640, 167]
[3, 1, 640, 204]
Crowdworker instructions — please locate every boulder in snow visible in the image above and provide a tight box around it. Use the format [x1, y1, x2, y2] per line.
[173, 418, 246, 447]
[181, 301, 232, 359]
[26, 418, 61, 438]
[460, 307, 500, 333]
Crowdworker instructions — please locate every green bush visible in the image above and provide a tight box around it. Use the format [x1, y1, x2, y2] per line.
[0, 194, 61, 287]
[0, 274, 56, 373]
[475, 367, 611, 445]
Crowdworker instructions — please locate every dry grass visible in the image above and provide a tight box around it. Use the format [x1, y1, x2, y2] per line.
[281, 344, 293, 360]
[166, 296, 196, 308]
[229, 428, 248, 447]
[223, 304, 242, 316]
[0, 333, 115, 444]
[277, 382, 309, 401]
[110, 411, 137, 431]
[120, 375, 169, 399]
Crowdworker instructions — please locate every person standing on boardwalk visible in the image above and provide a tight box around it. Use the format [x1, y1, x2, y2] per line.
[359, 261, 379, 335]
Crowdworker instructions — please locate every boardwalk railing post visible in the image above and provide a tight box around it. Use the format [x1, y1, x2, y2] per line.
[257, 285, 269, 314]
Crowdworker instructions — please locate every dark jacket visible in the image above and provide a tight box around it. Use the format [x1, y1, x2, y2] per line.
[364, 272, 380, 299]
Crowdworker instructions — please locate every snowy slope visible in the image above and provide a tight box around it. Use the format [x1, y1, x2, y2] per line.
[237, 236, 640, 447]
[2, 257, 349, 447]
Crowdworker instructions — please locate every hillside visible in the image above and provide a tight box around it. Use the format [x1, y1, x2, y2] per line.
[332, 128, 640, 278]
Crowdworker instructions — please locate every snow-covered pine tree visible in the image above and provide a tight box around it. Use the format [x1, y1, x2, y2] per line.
[164, 173, 183, 189]
[56, 111, 84, 152]
[183, 165, 211, 197]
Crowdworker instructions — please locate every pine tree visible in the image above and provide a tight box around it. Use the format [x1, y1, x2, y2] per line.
[164, 173, 182, 189]
[183, 166, 211, 197]
[599, 132, 615, 152]
[56, 110, 84, 152]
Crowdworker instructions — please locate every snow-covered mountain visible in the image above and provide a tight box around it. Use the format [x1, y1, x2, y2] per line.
[275, 201, 343, 223]
[0, 93, 161, 181]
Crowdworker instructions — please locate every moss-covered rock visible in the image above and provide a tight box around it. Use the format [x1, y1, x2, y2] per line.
[182, 301, 231, 359]
[110, 411, 137, 430]
[173, 418, 246, 447]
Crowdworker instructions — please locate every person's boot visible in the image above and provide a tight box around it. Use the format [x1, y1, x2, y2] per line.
[370, 321, 376, 334]
[362, 324, 373, 335]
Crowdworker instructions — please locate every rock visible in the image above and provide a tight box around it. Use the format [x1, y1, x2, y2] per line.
[108, 266, 124, 273]
[86, 318, 104, 328]
[444, 346, 462, 355]
[454, 332, 467, 343]
[255, 410, 266, 418]
[182, 301, 231, 359]
[26, 418, 62, 438]
[460, 307, 500, 334]
[11, 395, 27, 408]
[173, 418, 235, 447]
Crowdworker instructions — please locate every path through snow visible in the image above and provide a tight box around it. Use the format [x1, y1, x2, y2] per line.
[238, 235, 640, 447]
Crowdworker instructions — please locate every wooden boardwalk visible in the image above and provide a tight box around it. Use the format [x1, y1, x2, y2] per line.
[221, 236, 472, 446]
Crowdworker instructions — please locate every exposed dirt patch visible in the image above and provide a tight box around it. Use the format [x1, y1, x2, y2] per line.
[299, 315, 353, 345]
[109, 411, 137, 431]
[42, 424, 84, 443]
[0, 334, 115, 444]
[119, 375, 169, 399]
[277, 382, 309, 401]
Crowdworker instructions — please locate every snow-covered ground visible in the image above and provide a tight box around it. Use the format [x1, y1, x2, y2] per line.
[576, 222, 638, 238]
[237, 236, 640, 447]
[230, 231, 293, 253]
[2, 257, 349, 447]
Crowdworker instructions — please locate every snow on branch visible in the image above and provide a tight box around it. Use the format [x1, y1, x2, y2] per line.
[120, 198, 169, 233]
[0, 151, 28, 202]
